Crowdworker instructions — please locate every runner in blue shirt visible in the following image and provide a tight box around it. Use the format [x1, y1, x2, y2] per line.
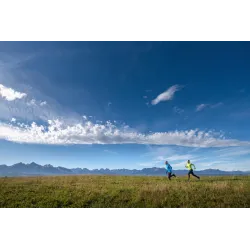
[165, 161, 176, 180]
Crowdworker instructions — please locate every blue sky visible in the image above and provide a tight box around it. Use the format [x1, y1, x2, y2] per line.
[0, 42, 250, 171]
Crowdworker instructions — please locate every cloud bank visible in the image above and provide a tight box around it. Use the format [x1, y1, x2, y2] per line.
[0, 119, 250, 148]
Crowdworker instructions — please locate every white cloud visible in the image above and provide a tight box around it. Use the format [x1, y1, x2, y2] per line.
[0, 84, 27, 101]
[28, 99, 48, 107]
[27, 99, 36, 106]
[151, 85, 182, 105]
[0, 119, 250, 147]
[196, 104, 208, 112]
[40, 101, 47, 106]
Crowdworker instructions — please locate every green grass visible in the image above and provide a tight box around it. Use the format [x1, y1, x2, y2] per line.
[0, 175, 250, 208]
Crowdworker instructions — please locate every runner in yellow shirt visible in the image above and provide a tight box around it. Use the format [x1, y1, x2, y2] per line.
[185, 160, 200, 181]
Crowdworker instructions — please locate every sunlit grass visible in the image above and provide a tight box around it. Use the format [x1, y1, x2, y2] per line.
[0, 175, 249, 208]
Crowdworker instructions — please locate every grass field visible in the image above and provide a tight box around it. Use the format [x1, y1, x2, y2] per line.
[0, 175, 250, 208]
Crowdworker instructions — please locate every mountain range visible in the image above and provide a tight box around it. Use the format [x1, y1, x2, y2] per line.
[0, 162, 249, 177]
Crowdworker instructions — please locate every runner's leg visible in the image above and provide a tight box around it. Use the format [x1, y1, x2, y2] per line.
[168, 172, 171, 180]
[192, 172, 200, 179]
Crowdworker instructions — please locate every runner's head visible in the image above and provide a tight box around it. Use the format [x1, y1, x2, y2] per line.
[187, 160, 190, 163]
[165, 161, 168, 165]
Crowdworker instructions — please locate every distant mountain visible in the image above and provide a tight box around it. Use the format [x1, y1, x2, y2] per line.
[0, 163, 249, 177]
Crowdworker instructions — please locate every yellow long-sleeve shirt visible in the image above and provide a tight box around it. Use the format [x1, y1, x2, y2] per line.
[185, 162, 195, 170]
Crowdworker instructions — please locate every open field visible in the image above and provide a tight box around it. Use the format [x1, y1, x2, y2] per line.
[0, 175, 250, 208]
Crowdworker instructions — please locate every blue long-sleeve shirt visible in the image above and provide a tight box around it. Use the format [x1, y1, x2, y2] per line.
[165, 163, 172, 173]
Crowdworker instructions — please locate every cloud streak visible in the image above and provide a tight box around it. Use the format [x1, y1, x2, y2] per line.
[152, 85, 182, 105]
[0, 119, 250, 147]
[211, 102, 223, 108]
[216, 147, 250, 157]
[196, 102, 223, 112]
[196, 104, 208, 112]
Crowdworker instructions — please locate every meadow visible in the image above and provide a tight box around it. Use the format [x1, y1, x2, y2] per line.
[0, 175, 249, 208]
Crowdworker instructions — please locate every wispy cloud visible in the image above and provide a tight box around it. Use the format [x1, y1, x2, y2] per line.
[27, 99, 36, 106]
[216, 147, 250, 157]
[173, 106, 184, 115]
[211, 102, 224, 108]
[0, 55, 82, 123]
[0, 84, 27, 101]
[137, 162, 156, 167]
[27, 99, 47, 107]
[151, 85, 182, 105]
[103, 149, 118, 155]
[0, 52, 37, 70]
[142, 146, 176, 158]
[196, 104, 208, 112]
[0, 119, 250, 147]
[166, 154, 195, 161]
[140, 144, 250, 171]
[199, 159, 250, 171]
[193, 160, 231, 169]
[139, 153, 250, 171]
[196, 102, 223, 112]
